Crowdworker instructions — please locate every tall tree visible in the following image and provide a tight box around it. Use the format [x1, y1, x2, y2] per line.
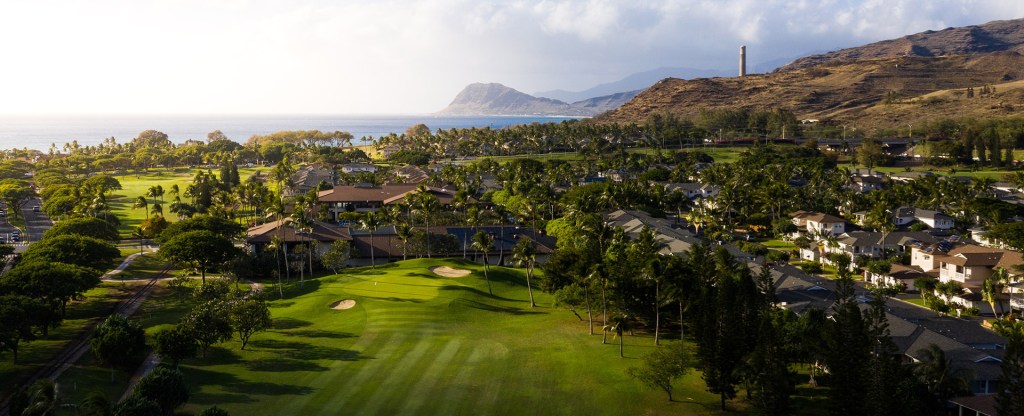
[995, 320, 1024, 416]
[824, 255, 870, 415]
[472, 230, 495, 295]
[627, 341, 695, 401]
[604, 313, 633, 358]
[229, 296, 272, 350]
[0, 295, 43, 364]
[90, 315, 146, 382]
[133, 366, 190, 415]
[159, 230, 239, 284]
[512, 237, 538, 307]
[359, 212, 382, 268]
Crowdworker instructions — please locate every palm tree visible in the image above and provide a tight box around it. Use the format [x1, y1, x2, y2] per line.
[914, 344, 969, 407]
[995, 267, 1016, 320]
[78, 391, 111, 416]
[268, 235, 284, 298]
[150, 202, 163, 217]
[512, 237, 537, 307]
[131, 195, 148, 215]
[22, 379, 59, 416]
[360, 212, 382, 268]
[413, 189, 441, 258]
[395, 223, 413, 261]
[603, 314, 633, 358]
[472, 230, 494, 295]
[983, 275, 1004, 318]
[131, 227, 146, 254]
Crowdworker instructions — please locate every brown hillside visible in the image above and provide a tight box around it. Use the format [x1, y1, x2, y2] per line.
[595, 53, 1024, 130]
[777, 18, 1024, 71]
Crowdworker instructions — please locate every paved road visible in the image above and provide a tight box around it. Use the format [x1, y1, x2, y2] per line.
[0, 203, 18, 245]
[20, 197, 53, 244]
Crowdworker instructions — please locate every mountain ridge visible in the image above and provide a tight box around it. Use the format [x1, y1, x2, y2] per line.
[533, 67, 730, 103]
[777, 17, 1024, 72]
[596, 17, 1024, 130]
[436, 83, 639, 117]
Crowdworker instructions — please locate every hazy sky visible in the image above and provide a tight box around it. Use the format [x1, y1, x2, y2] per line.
[1, 0, 1022, 115]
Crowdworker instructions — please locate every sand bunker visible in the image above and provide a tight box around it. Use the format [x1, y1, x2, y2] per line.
[330, 299, 356, 310]
[430, 266, 471, 278]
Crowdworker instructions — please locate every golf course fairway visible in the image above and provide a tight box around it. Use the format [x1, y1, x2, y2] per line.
[177, 259, 722, 415]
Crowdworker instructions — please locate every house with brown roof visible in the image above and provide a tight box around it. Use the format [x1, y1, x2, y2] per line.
[908, 240, 1022, 315]
[394, 165, 430, 183]
[286, 164, 335, 197]
[791, 211, 847, 235]
[245, 218, 352, 254]
[316, 184, 460, 220]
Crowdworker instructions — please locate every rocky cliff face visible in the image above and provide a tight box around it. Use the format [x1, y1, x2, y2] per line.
[436, 83, 638, 116]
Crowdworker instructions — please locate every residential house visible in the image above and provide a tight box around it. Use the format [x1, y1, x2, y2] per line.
[895, 206, 955, 229]
[394, 165, 430, 183]
[606, 209, 754, 262]
[791, 211, 846, 236]
[245, 218, 352, 254]
[849, 175, 886, 193]
[908, 240, 1022, 315]
[800, 231, 939, 267]
[854, 206, 955, 230]
[769, 263, 1006, 396]
[286, 164, 335, 197]
[340, 163, 378, 174]
[317, 184, 460, 220]
[889, 171, 935, 183]
[663, 182, 719, 200]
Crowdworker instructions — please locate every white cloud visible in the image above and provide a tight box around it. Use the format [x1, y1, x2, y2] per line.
[0, 0, 1021, 114]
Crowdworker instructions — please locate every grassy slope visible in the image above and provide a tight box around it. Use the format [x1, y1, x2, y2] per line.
[177, 259, 729, 415]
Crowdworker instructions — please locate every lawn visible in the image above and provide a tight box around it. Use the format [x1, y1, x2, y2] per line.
[163, 258, 739, 415]
[761, 239, 797, 251]
[106, 167, 264, 236]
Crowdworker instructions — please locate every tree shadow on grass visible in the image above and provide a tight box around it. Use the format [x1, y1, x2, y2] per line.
[185, 367, 315, 405]
[246, 357, 328, 372]
[452, 298, 547, 316]
[248, 339, 365, 362]
[271, 317, 313, 330]
[285, 329, 356, 339]
[268, 301, 296, 308]
[278, 279, 322, 298]
[438, 285, 524, 303]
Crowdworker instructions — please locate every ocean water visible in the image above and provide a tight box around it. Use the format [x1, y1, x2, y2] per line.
[0, 114, 581, 151]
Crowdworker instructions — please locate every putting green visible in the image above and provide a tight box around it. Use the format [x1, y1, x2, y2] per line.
[178, 259, 723, 415]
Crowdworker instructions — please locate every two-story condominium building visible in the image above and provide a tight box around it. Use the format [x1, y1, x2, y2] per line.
[894, 206, 955, 229]
[908, 241, 1023, 315]
[663, 182, 719, 200]
[791, 211, 846, 235]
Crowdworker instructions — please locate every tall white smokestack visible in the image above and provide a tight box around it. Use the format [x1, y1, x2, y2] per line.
[739, 45, 747, 77]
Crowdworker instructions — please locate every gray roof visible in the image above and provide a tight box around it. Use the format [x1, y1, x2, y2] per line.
[765, 263, 1006, 382]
